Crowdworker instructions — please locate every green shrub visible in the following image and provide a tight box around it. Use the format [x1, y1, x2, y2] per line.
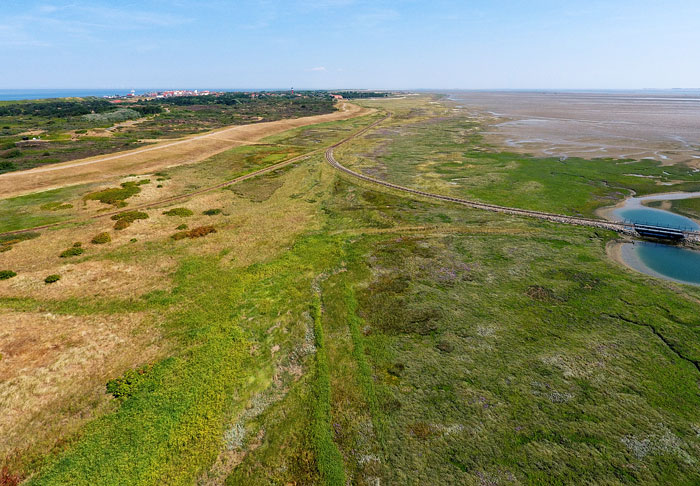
[91, 232, 111, 244]
[0, 270, 17, 280]
[111, 211, 149, 223]
[0, 160, 16, 172]
[112, 210, 149, 229]
[44, 274, 61, 284]
[163, 207, 193, 217]
[202, 208, 222, 215]
[84, 182, 142, 206]
[114, 219, 130, 230]
[59, 246, 84, 258]
[106, 364, 153, 400]
[176, 224, 188, 230]
[1, 148, 21, 159]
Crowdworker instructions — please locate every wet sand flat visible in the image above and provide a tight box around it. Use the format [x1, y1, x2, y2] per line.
[449, 91, 700, 165]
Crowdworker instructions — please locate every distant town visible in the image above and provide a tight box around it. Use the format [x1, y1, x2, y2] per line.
[104, 89, 346, 103]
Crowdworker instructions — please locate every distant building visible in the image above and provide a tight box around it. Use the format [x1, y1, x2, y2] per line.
[331, 94, 343, 100]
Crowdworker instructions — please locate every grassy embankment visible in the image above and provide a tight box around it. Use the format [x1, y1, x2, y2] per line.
[0, 112, 382, 234]
[2, 95, 700, 485]
[0, 94, 336, 173]
[647, 197, 700, 223]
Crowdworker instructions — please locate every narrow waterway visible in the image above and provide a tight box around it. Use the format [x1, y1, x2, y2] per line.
[612, 191, 700, 230]
[604, 192, 700, 285]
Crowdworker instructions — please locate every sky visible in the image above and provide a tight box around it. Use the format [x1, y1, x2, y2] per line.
[1, 0, 700, 90]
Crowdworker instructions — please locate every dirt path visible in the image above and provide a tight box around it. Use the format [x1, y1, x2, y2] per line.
[0, 109, 379, 238]
[0, 102, 371, 199]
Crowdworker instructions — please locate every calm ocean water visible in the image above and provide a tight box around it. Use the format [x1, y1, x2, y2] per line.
[0, 89, 145, 101]
[0, 89, 246, 101]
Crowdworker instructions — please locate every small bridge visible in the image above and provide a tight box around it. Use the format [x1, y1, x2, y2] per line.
[632, 223, 693, 241]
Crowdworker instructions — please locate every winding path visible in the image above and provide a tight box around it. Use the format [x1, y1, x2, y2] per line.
[324, 113, 673, 237]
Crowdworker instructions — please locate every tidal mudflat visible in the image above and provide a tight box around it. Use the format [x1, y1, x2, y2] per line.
[449, 90, 700, 166]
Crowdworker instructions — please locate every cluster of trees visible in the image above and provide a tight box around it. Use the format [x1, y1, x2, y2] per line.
[330, 91, 390, 99]
[0, 99, 162, 118]
[147, 91, 334, 107]
[144, 92, 336, 116]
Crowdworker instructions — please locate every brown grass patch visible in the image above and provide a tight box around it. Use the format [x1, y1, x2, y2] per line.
[0, 259, 174, 300]
[0, 310, 164, 467]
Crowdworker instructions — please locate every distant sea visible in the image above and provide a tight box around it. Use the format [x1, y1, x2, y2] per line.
[0, 89, 248, 101]
[0, 89, 149, 101]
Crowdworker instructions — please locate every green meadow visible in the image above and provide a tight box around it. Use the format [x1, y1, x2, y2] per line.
[2, 96, 700, 485]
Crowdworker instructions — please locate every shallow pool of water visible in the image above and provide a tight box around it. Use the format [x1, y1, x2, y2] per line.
[611, 192, 700, 230]
[606, 191, 700, 285]
[614, 207, 699, 229]
[620, 242, 700, 285]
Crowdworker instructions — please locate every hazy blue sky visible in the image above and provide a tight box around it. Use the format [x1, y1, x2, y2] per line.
[1, 0, 699, 89]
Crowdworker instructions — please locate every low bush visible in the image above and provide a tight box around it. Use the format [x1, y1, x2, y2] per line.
[84, 181, 142, 206]
[171, 225, 217, 240]
[59, 246, 84, 258]
[0, 160, 16, 173]
[202, 208, 222, 215]
[0, 270, 17, 280]
[114, 219, 130, 230]
[188, 226, 217, 238]
[91, 232, 111, 244]
[176, 224, 188, 230]
[111, 210, 149, 230]
[106, 364, 153, 400]
[111, 211, 149, 223]
[1, 148, 21, 159]
[163, 207, 193, 217]
[44, 274, 61, 284]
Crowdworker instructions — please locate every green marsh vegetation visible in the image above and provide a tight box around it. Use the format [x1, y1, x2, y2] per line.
[647, 197, 700, 222]
[4, 96, 700, 485]
[337, 96, 700, 218]
[162, 207, 193, 217]
[0, 186, 88, 233]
